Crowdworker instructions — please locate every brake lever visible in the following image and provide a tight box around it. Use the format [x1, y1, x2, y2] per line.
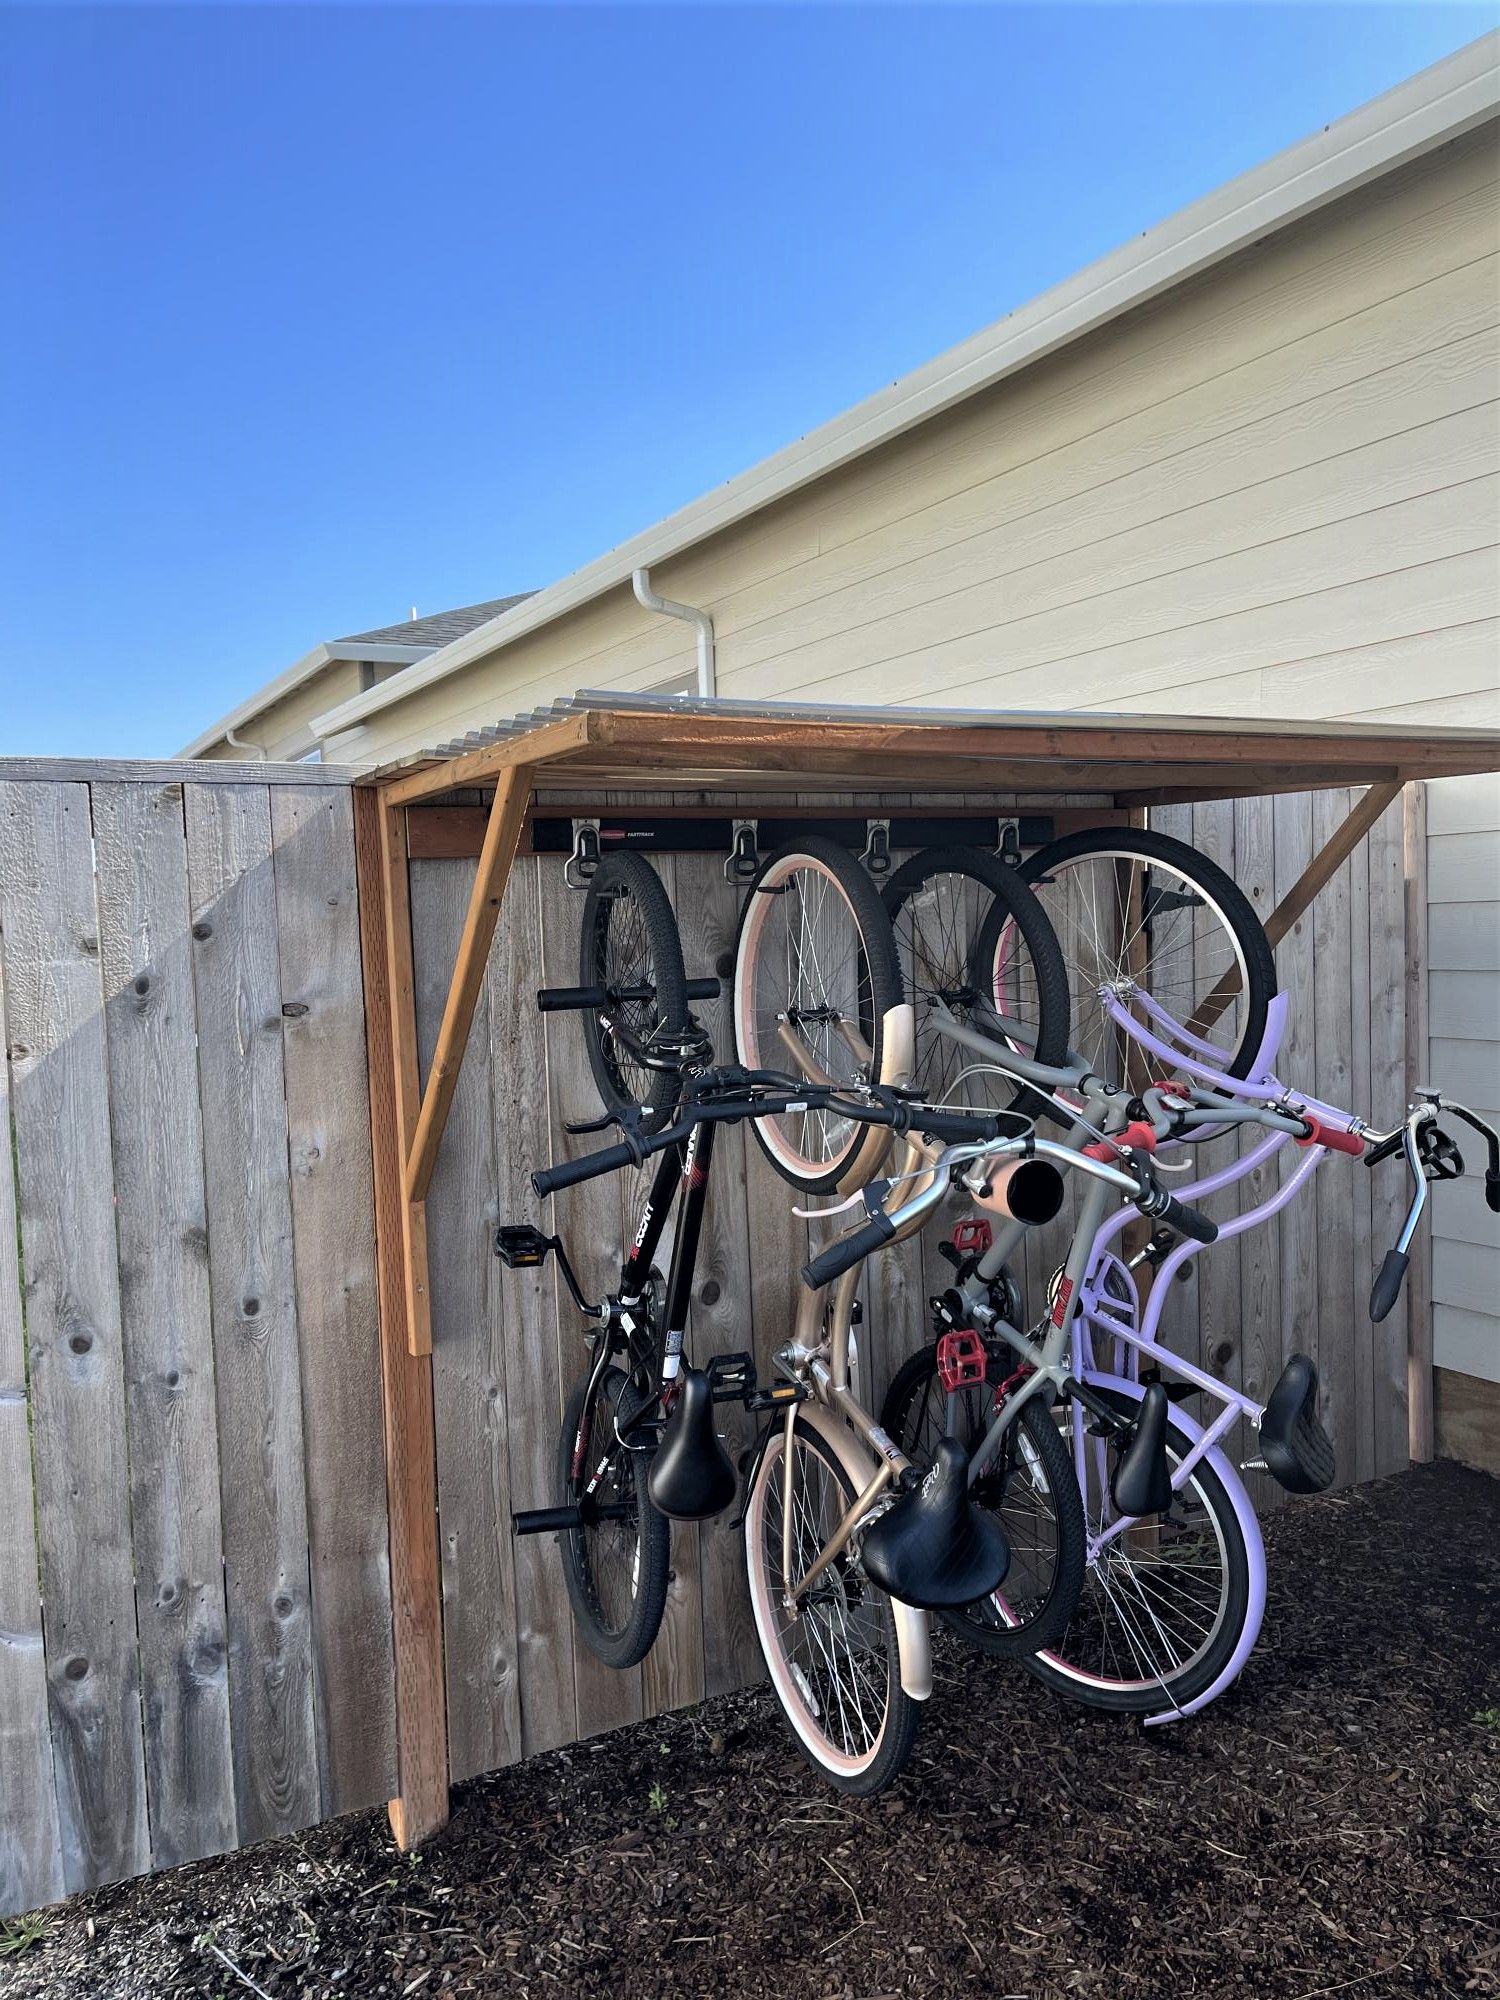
[1445, 1102, 1500, 1213]
[1371, 1110, 1432, 1322]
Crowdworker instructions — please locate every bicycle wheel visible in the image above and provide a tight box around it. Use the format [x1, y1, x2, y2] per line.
[882, 845, 1070, 1119]
[732, 836, 903, 1193]
[558, 1366, 671, 1670]
[580, 853, 689, 1134]
[744, 1415, 920, 1794]
[882, 1347, 1085, 1657]
[980, 827, 1275, 1090]
[1022, 1382, 1255, 1716]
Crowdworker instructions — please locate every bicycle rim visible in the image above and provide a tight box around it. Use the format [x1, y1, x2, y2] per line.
[1025, 1395, 1251, 1712]
[745, 1419, 917, 1790]
[580, 853, 688, 1133]
[882, 1351, 1082, 1654]
[560, 1369, 670, 1670]
[882, 846, 1069, 1118]
[733, 838, 900, 1191]
[991, 830, 1274, 1090]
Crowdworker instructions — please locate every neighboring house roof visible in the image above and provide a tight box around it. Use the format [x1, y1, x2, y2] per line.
[334, 596, 534, 650]
[179, 594, 534, 758]
[310, 31, 1500, 750]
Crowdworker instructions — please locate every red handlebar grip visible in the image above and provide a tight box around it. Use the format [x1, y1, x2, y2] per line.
[1297, 1116, 1364, 1157]
[1083, 1120, 1158, 1163]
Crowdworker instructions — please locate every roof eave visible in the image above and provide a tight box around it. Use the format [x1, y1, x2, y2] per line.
[311, 30, 1500, 747]
[177, 640, 435, 758]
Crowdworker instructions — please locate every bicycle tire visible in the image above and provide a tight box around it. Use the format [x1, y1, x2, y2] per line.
[580, 853, 690, 1134]
[731, 835, 904, 1194]
[558, 1366, 672, 1671]
[1022, 1383, 1255, 1717]
[993, 826, 1276, 1088]
[744, 1414, 920, 1794]
[881, 844, 1071, 1123]
[881, 1347, 1085, 1657]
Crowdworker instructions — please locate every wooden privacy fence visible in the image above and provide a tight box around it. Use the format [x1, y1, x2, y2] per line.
[0, 764, 394, 1917]
[0, 755, 1426, 1919]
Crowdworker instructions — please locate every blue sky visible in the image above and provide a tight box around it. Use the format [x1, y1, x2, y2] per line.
[2, 3, 1493, 757]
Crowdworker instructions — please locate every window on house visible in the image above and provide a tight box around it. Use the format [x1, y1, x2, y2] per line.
[643, 668, 700, 698]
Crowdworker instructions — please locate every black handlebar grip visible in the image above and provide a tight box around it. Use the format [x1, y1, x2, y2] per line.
[536, 984, 606, 1014]
[915, 1108, 1006, 1143]
[685, 977, 721, 1001]
[1152, 1192, 1219, 1245]
[802, 1210, 897, 1290]
[1370, 1247, 1410, 1323]
[532, 1140, 641, 1198]
[1361, 1130, 1405, 1168]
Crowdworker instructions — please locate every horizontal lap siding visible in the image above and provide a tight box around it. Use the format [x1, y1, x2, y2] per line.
[1426, 774, 1500, 1392]
[0, 770, 395, 1921]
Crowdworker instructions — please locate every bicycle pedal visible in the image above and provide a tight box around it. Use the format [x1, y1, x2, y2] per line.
[936, 1327, 988, 1393]
[745, 1380, 807, 1412]
[495, 1224, 552, 1269]
[707, 1350, 756, 1401]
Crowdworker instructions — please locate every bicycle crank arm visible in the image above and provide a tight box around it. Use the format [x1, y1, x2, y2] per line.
[512, 1501, 632, 1537]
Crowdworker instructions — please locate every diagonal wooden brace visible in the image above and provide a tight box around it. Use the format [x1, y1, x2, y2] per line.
[404, 766, 533, 1213]
[1186, 779, 1403, 1039]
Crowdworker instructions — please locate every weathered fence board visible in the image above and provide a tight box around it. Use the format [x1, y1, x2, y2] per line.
[185, 784, 321, 1843]
[486, 855, 578, 1758]
[93, 781, 237, 1869]
[0, 933, 65, 1914]
[414, 857, 523, 1783]
[270, 786, 396, 1814]
[1368, 796, 1414, 1472]
[0, 781, 150, 1892]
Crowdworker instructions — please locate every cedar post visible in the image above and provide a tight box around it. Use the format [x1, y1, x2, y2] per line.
[353, 785, 449, 1847]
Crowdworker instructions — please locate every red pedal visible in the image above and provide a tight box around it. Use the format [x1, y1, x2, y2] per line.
[936, 1327, 988, 1393]
[951, 1217, 993, 1259]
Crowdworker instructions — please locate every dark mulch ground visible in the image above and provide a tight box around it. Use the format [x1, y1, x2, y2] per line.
[5, 1460, 1497, 2000]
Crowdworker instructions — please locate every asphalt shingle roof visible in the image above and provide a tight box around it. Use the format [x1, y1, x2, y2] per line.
[334, 594, 533, 651]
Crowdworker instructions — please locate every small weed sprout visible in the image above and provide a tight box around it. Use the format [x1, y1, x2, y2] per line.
[0, 1912, 54, 1958]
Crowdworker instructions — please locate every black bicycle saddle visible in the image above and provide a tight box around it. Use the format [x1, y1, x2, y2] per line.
[646, 1366, 737, 1521]
[859, 1436, 1010, 1610]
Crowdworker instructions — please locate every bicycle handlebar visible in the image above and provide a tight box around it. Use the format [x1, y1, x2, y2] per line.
[530, 1080, 1025, 1200]
[537, 977, 720, 1013]
[798, 1137, 1217, 1290]
[802, 1211, 898, 1289]
[1134, 1183, 1220, 1245]
[533, 1138, 648, 1197]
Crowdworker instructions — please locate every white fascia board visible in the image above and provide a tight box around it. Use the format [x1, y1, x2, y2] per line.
[178, 640, 435, 757]
[312, 31, 1500, 745]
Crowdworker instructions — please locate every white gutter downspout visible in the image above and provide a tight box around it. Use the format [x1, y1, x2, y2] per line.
[223, 725, 268, 760]
[631, 567, 715, 697]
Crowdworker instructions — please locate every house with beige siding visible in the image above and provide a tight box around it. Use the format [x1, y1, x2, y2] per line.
[186, 36, 1499, 1451]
